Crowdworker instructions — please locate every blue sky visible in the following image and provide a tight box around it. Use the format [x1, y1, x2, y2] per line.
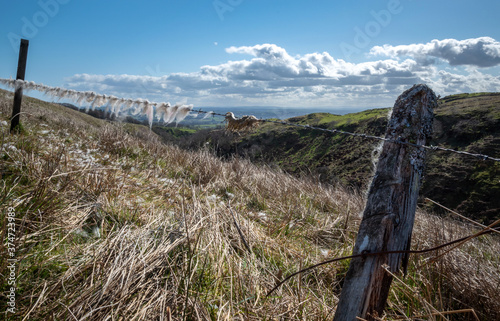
[1, 0, 500, 110]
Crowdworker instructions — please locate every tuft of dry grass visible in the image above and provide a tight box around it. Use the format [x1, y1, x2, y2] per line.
[0, 90, 499, 320]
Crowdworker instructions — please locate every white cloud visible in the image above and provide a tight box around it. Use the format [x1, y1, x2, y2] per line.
[370, 37, 500, 67]
[65, 40, 500, 108]
[431, 69, 500, 94]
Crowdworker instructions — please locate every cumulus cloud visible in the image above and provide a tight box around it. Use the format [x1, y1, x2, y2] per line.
[431, 69, 500, 94]
[64, 41, 500, 108]
[370, 37, 500, 67]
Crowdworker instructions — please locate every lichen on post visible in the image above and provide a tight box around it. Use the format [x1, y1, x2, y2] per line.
[333, 84, 438, 321]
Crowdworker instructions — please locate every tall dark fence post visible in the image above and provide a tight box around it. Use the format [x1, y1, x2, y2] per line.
[333, 84, 437, 321]
[10, 39, 29, 133]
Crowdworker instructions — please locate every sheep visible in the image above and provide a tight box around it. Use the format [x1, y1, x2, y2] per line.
[241, 115, 260, 129]
[225, 112, 261, 132]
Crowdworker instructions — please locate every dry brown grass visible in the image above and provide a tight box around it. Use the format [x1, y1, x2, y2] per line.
[0, 90, 499, 320]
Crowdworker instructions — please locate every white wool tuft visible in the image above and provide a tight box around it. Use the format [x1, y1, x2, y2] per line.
[155, 102, 169, 121]
[202, 111, 215, 119]
[122, 99, 134, 111]
[174, 105, 193, 125]
[164, 105, 179, 124]
[131, 99, 144, 115]
[85, 91, 97, 103]
[14, 79, 24, 90]
[114, 98, 126, 116]
[22, 81, 36, 92]
[139, 101, 155, 127]
[76, 92, 87, 106]
[0, 78, 196, 126]
[58, 89, 69, 100]
[106, 96, 120, 114]
[141, 100, 151, 115]
[146, 103, 155, 127]
[90, 95, 106, 111]
[67, 89, 79, 102]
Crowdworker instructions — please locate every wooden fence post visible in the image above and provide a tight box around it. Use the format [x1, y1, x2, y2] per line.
[10, 39, 29, 133]
[333, 84, 437, 321]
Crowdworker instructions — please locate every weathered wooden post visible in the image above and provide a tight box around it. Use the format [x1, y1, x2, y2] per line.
[10, 39, 29, 133]
[333, 84, 437, 321]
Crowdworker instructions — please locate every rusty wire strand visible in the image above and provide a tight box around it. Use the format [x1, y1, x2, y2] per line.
[266, 224, 499, 298]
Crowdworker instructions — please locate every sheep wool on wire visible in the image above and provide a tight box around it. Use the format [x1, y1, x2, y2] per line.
[75, 92, 87, 106]
[163, 105, 179, 124]
[0, 78, 11, 86]
[0, 78, 198, 128]
[142, 101, 155, 127]
[105, 96, 120, 115]
[111, 98, 124, 116]
[89, 95, 105, 111]
[202, 111, 215, 119]
[122, 98, 134, 112]
[128, 99, 141, 115]
[155, 102, 170, 121]
[67, 90, 80, 103]
[174, 105, 194, 125]
[14, 79, 25, 90]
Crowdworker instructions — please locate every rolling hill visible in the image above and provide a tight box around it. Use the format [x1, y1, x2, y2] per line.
[170, 93, 500, 224]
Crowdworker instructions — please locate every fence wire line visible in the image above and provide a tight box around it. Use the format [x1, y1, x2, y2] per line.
[192, 109, 500, 163]
[1, 78, 499, 162]
[266, 221, 500, 297]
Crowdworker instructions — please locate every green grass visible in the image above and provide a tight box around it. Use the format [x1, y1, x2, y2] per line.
[440, 92, 500, 103]
[0, 89, 499, 320]
[284, 108, 390, 130]
[186, 94, 500, 224]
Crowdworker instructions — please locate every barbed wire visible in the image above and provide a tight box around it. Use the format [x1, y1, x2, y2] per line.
[1, 78, 498, 163]
[266, 218, 500, 297]
[192, 109, 500, 163]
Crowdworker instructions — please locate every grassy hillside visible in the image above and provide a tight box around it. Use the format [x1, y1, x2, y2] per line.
[425, 93, 500, 222]
[177, 93, 500, 224]
[1, 89, 500, 320]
